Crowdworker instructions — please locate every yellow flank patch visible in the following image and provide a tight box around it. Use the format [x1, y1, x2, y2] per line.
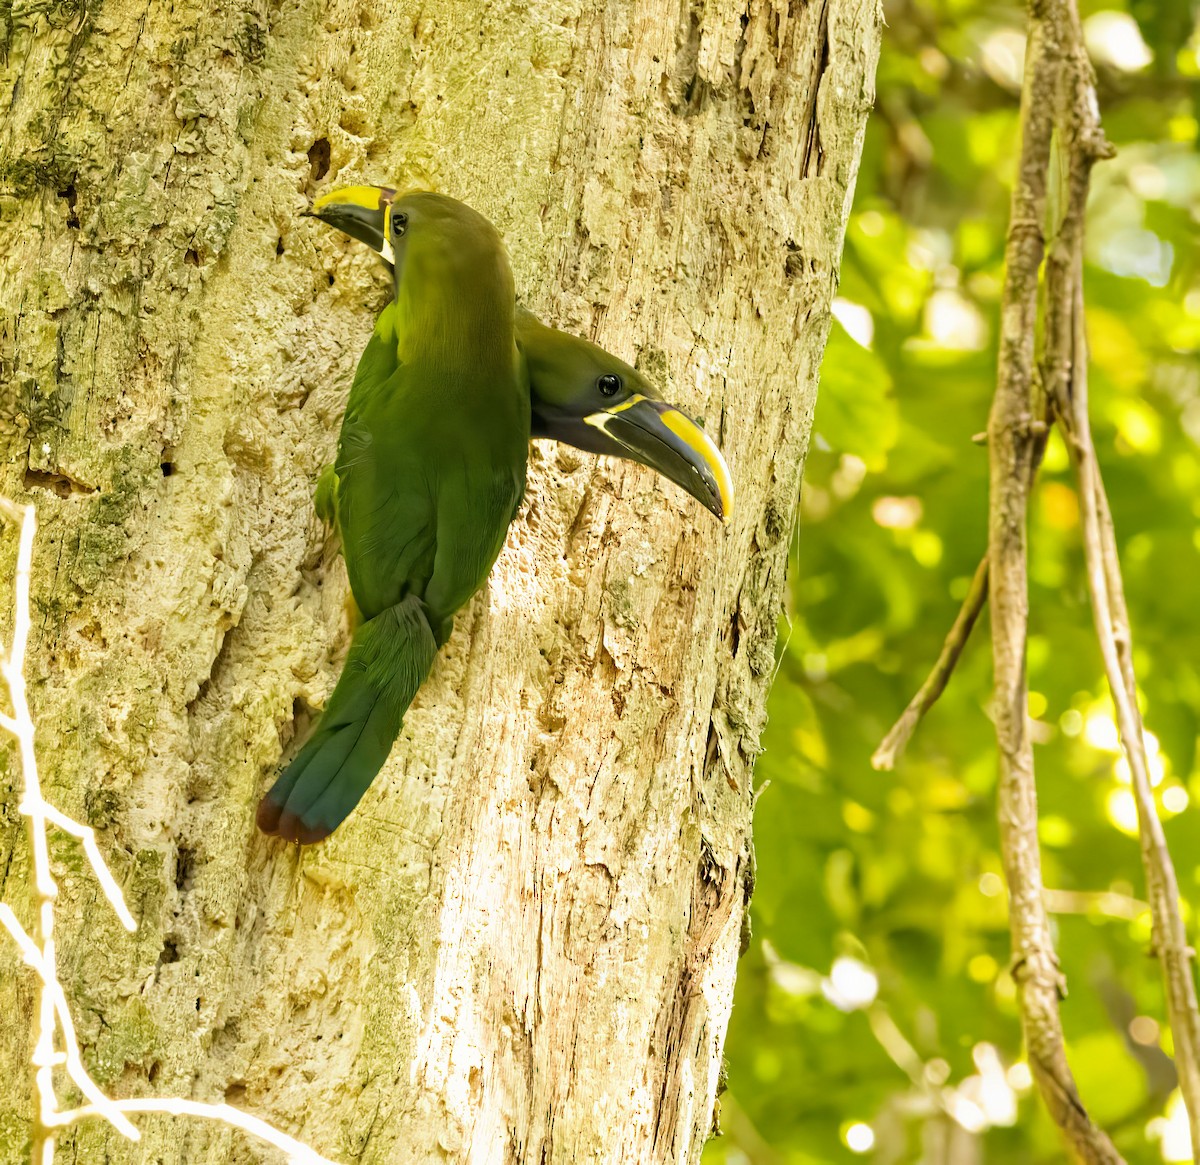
[312, 185, 395, 213]
[660, 411, 735, 521]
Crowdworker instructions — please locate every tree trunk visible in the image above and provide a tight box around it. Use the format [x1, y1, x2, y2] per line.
[0, 0, 879, 1161]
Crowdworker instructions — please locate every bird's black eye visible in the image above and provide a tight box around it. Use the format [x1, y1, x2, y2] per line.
[392, 211, 408, 237]
[597, 373, 622, 397]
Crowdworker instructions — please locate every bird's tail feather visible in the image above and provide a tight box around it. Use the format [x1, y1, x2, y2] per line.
[256, 595, 437, 843]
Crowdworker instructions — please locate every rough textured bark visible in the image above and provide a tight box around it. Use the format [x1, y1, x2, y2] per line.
[0, 1, 879, 1161]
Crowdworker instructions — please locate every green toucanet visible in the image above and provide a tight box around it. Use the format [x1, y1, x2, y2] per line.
[258, 187, 734, 844]
[306, 184, 734, 523]
[257, 191, 529, 843]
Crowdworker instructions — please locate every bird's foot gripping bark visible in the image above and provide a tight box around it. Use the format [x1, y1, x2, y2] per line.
[257, 594, 437, 843]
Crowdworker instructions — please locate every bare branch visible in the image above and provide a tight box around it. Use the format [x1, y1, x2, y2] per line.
[872, 555, 989, 770]
[1087, 471, 1200, 1143]
[35, 804, 137, 932]
[1040, 29, 1200, 1147]
[986, 3, 1123, 1159]
[1037, 0, 1200, 1147]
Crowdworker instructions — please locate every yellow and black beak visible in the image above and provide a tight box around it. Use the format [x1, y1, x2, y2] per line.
[585, 396, 734, 523]
[308, 185, 396, 263]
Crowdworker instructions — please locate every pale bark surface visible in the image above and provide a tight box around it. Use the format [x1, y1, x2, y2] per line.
[0, 1, 879, 1161]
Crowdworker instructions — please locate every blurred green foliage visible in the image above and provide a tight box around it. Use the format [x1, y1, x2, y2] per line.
[706, 2, 1200, 1162]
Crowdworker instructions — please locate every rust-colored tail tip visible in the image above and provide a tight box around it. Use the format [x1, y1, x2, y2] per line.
[275, 810, 332, 846]
[256, 794, 284, 835]
[257, 796, 330, 843]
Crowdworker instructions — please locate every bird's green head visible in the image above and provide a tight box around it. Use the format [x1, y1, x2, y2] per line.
[310, 186, 509, 309]
[307, 185, 733, 523]
[517, 309, 733, 524]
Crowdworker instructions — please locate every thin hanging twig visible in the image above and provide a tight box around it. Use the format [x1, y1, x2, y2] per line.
[1039, 1, 1200, 1148]
[985, 3, 1122, 1159]
[872, 554, 989, 770]
[1038, 23, 1200, 1143]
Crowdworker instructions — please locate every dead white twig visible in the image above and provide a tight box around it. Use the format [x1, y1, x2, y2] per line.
[0, 500, 339, 1165]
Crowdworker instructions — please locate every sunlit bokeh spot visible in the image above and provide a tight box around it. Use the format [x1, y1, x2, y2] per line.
[949, 1095, 988, 1134]
[911, 530, 943, 568]
[1098, 227, 1174, 287]
[1147, 1090, 1193, 1162]
[857, 209, 885, 237]
[843, 800, 876, 832]
[923, 289, 988, 350]
[1117, 400, 1163, 454]
[979, 872, 1004, 898]
[994, 972, 1017, 1004]
[962, 1043, 1019, 1127]
[822, 957, 879, 1012]
[1038, 816, 1074, 847]
[1060, 708, 1084, 736]
[768, 955, 821, 1000]
[1131, 908, 1154, 945]
[1084, 11, 1153, 71]
[979, 27, 1026, 89]
[832, 298, 875, 348]
[872, 496, 922, 529]
[907, 228, 953, 271]
[1007, 1062, 1033, 1092]
[843, 1123, 875, 1154]
[1162, 785, 1189, 814]
[1085, 711, 1121, 752]
[1039, 482, 1080, 531]
[1128, 163, 1168, 201]
[925, 1058, 951, 1086]
[968, 954, 997, 983]
[832, 453, 868, 500]
[1107, 788, 1140, 836]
